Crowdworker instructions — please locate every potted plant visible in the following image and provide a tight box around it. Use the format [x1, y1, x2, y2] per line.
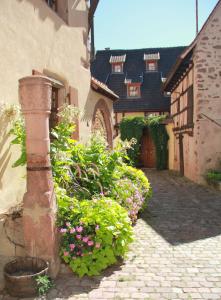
[4, 257, 49, 297]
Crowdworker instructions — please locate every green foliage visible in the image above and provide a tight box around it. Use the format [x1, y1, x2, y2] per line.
[147, 115, 169, 170]
[111, 165, 152, 223]
[57, 191, 133, 277]
[10, 104, 152, 277]
[51, 127, 130, 199]
[206, 170, 221, 182]
[10, 118, 26, 167]
[119, 115, 169, 170]
[35, 275, 53, 296]
[119, 117, 146, 165]
[117, 165, 152, 203]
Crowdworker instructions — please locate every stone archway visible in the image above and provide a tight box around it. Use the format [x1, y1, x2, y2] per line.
[92, 99, 113, 148]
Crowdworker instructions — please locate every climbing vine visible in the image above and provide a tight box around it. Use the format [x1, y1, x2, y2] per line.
[119, 115, 169, 170]
[119, 117, 146, 165]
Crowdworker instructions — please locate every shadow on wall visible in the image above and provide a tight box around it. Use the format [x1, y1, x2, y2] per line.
[16, 0, 88, 31]
[141, 169, 221, 245]
[0, 119, 12, 190]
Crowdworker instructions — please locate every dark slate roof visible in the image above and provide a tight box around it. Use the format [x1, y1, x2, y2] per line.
[91, 47, 186, 112]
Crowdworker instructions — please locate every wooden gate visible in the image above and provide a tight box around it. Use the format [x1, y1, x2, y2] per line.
[140, 128, 156, 168]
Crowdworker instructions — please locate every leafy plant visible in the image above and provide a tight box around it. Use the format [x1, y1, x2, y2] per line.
[10, 118, 26, 167]
[119, 115, 169, 170]
[120, 116, 146, 165]
[58, 193, 133, 277]
[206, 170, 221, 182]
[147, 115, 169, 170]
[116, 165, 152, 208]
[35, 275, 53, 296]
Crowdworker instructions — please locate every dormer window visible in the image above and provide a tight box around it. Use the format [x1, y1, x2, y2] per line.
[146, 60, 158, 72]
[127, 83, 141, 98]
[110, 54, 126, 74]
[144, 53, 160, 72]
[112, 63, 123, 73]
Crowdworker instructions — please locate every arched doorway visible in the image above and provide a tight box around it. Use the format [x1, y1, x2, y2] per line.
[92, 99, 113, 147]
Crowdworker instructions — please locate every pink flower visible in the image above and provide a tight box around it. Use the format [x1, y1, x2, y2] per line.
[76, 251, 81, 256]
[83, 236, 89, 243]
[87, 240, 94, 246]
[60, 228, 67, 233]
[70, 228, 76, 234]
[76, 234, 82, 240]
[76, 226, 83, 233]
[69, 244, 75, 250]
[95, 243, 101, 249]
[63, 251, 69, 257]
[66, 222, 71, 227]
[95, 225, 99, 231]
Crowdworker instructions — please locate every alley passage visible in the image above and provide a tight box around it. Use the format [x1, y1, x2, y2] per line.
[3, 170, 221, 300]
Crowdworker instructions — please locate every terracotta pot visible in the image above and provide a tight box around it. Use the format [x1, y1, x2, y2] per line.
[4, 257, 49, 298]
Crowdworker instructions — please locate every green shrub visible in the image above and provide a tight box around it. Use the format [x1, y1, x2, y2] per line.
[206, 170, 221, 182]
[57, 190, 133, 277]
[111, 166, 152, 223]
[117, 165, 152, 202]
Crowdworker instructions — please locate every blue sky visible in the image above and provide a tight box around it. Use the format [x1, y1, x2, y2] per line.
[94, 0, 219, 50]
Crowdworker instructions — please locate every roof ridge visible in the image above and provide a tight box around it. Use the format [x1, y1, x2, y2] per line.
[96, 46, 186, 53]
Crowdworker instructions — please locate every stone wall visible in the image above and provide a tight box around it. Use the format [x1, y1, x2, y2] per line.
[193, 2, 221, 183]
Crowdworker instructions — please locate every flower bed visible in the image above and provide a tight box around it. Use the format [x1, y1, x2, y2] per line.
[57, 191, 133, 277]
[11, 104, 152, 277]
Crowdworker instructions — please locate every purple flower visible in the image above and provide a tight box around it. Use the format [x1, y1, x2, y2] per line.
[76, 234, 82, 240]
[60, 228, 67, 233]
[95, 225, 100, 231]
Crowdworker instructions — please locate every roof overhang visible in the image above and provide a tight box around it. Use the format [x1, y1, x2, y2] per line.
[163, 49, 194, 93]
[88, 0, 99, 31]
[91, 77, 119, 101]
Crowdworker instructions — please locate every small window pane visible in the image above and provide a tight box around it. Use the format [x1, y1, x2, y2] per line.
[113, 64, 122, 73]
[146, 61, 157, 71]
[128, 85, 140, 97]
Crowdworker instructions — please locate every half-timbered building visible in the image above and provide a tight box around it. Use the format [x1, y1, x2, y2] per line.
[163, 0, 221, 184]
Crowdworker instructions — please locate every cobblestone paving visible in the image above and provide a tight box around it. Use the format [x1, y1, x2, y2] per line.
[2, 170, 221, 300]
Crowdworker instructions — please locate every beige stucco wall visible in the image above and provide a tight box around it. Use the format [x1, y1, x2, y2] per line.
[0, 0, 92, 214]
[83, 89, 115, 136]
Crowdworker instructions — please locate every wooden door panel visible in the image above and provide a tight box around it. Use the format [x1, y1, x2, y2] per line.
[140, 128, 156, 168]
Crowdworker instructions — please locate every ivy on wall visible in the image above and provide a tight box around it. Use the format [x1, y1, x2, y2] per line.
[120, 117, 146, 165]
[119, 115, 169, 170]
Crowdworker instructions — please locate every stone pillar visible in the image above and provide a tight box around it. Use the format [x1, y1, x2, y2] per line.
[19, 76, 60, 277]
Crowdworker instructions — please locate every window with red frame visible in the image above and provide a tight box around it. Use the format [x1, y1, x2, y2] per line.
[128, 85, 140, 98]
[112, 63, 123, 73]
[146, 60, 158, 72]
